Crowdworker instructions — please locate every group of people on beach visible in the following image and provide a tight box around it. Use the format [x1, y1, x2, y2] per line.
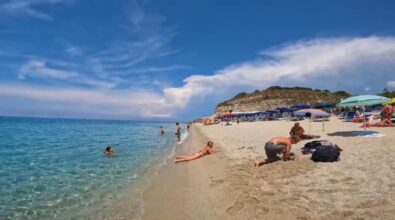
[173, 122, 316, 165]
[366, 103, 395, 127]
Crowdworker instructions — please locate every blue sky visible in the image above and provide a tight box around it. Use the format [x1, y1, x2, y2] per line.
[1, 0, 395, 120]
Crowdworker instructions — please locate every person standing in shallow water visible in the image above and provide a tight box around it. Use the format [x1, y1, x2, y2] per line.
[160, 126, 165, 135]
[175, 122, 181, 141]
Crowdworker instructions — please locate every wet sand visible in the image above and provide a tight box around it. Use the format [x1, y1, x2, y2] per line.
[143, 118, 395, 219]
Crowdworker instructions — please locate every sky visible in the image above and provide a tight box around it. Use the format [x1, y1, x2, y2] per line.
[0, 0, 395, 120]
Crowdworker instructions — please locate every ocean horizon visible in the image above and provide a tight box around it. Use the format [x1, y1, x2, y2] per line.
[0, 116, 187, 219]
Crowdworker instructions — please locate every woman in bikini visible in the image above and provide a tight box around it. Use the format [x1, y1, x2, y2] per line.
[174, 141, 218, 163]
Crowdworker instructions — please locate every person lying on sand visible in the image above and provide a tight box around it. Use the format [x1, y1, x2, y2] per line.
[363, 119, 395, 127]
[174, 141, 219, 163]
[254, 136, 300, 166]
[289, 122, 320, 140]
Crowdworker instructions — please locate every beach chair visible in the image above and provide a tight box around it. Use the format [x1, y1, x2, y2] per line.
[344, 112, 356, 122]
[338, 112, 346, 119]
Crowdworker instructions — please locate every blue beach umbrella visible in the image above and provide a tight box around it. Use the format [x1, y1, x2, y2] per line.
[313, 103, 335, 109]
[291, 104, 311, 109]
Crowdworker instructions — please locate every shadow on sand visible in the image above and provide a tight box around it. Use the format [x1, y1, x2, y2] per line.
[327, 131, 380, 137]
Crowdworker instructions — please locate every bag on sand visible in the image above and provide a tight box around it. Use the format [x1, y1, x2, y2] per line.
[311, 144, 342, 162]
[302, 140, 332, 154]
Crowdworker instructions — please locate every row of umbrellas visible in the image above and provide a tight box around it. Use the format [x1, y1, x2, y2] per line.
[294, 95, 392, 119]
[219, 95, 393, 118]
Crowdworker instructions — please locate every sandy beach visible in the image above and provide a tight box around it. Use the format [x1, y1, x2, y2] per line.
[143, 118, 395, 219]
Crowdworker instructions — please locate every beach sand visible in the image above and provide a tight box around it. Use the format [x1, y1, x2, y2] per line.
[143, 118, 395, 219]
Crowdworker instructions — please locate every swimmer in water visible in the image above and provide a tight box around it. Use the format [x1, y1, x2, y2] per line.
[104, 146, 114, 156]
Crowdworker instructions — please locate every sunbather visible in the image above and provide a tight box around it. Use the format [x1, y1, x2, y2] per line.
[289, 122, 319, 140]
[254, 136, 300, 166]
[174, 141, 219, 163]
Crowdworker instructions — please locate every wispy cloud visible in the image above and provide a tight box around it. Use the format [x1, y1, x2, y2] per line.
[19, 59, 78, 79]
[123, 65, 191, 74]
[2, 36, 395, 118]
[18, 58, 118, 88]
[0, 0, 70, 20]
[0, 84, 170, 118]
[5, 36, 395, 119]
[94, 0, 177, 75]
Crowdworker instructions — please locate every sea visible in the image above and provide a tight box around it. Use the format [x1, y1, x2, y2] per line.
[0, 116, 187, 219]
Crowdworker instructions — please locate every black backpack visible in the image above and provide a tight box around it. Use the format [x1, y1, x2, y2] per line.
[302, 140, 330, 154]
[311, 144, 342, 162]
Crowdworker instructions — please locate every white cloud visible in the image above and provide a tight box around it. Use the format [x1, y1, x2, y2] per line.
[127, 65, 191, 74]
[364, 87, 371, 92]
[3, 36, 395, 119]
[0, 0, 69, 20]
[387, 81, 395, 89]
[162, 36, 395, 109]
[19, 59, 79, 79]
[0, 84, 171, 118]
[18, 58, 117, 88]
[65, 46, 82, 57]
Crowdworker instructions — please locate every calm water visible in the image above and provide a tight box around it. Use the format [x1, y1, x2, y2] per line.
[0, 117, 183, 219]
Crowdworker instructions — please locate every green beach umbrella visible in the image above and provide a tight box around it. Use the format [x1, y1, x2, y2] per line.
[338, 95, 391, 131]
[338, 95, 391, 108]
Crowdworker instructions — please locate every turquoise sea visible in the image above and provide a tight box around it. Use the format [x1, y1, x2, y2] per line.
[0, 117, 185, 219]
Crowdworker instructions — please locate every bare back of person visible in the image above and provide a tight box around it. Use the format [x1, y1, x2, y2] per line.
[268, 137, 291, 146]
[255, 136, 299, 167]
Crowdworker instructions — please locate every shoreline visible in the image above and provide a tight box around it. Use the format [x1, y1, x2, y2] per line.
[142, 125, 232, 220]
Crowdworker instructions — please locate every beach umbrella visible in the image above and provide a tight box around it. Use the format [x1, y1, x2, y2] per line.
[338, 95, 391, 108]
[297, 109, 330, 117]
[297, 109, 330, 132]
[384, 98, 395, 104]
[338, 95, 391, 130]
[291, 104, 311, 109]
[313, 103, 335, 109]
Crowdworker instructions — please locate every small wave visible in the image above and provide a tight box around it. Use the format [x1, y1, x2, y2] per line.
[177, 130, 189, 145]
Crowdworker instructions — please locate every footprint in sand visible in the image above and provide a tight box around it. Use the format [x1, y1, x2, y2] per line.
[226, 201, 244, 215]
[209, 178, 225, 187]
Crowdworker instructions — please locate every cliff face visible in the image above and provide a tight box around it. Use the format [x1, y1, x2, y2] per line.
[215, 86, 351, 115]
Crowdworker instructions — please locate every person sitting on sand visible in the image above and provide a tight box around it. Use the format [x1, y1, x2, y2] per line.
[174, 141, 219, 163]
[254, 136, 300, 166]
[289, 122, 319, 140]
[104, 146, 114, 156]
